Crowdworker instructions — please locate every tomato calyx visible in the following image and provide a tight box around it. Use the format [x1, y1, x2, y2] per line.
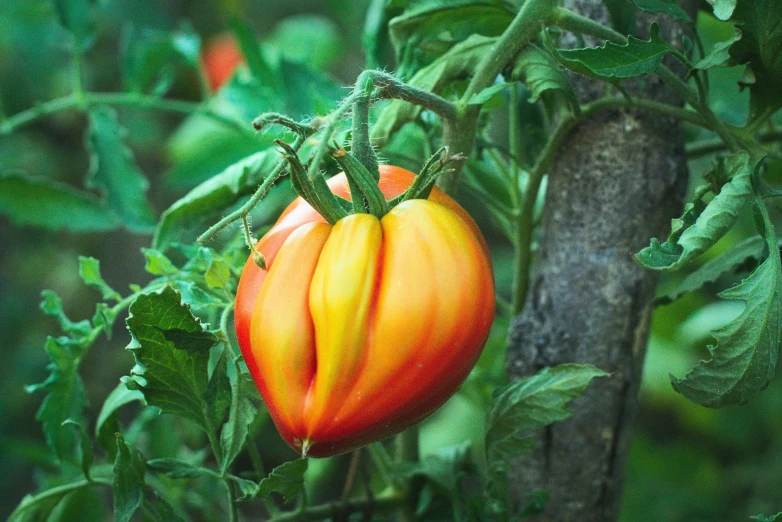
[275, 140, 465, 224]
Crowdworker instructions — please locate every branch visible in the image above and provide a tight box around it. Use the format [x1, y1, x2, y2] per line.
[268, 492, 403, 522]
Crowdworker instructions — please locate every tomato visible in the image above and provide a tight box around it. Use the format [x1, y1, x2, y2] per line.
[201, 33, 243, 92]
[235, 166, 495, 457]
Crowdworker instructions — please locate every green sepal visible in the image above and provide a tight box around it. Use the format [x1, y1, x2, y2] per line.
[331, 149, 390, 218]
[276, 140, 347, 224]
[396, 148, 464, 204]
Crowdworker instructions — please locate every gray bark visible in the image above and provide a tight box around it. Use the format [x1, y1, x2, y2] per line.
[505, 2, 698, 520]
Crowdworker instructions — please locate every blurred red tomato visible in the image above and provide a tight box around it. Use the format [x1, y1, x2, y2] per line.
[201, 33, 243, 91]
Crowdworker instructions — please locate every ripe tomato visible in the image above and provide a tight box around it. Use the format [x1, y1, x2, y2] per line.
[235, 166, 495, 457]
[201, 33, 243, 92]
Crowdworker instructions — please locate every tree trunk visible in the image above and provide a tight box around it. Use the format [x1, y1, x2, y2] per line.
[505, 2, 697, 520]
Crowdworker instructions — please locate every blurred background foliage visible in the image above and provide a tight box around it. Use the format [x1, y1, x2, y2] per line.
[0, 0, 780, 520]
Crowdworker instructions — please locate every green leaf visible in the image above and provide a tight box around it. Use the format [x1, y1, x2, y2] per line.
[658, 235, 764, 303]
[706, 0, 737, 21]
[93, 303, 118, 339]
[141, 248, 179, 276]
[153, 150, 279, 250]
[8, 479, 92, 522]
[468, 82, 515, 105]
[484, 364, 608, 512]
[121, 26, 195, 96]
[670, 201, 782, 407]
[26, 336, 89, 461]
[389, 0, 513, 76]
[631, 0, 691, 22]
[96, 382, 145, 460]
[204, 253, 233, 292]
[751, 513, 782, 522]
[0, 172, 118, 232]
[147, 458, 209, 479]
[257, 459, 308, 503]
[694, 27, 742, 70]
[635, 152, 755, 271]
[373, 34, 495, 146]
[551, 23, 674, 79]
[113, 434, 146, 522]
[728, 0, 782, 113]
[78, 256, 121, 301]
[220, 370, 258, 474]
[230, 17, 278, 92]
[39, 290, 92, 338]
[510, 44, 579, 110]
[123, 287, 220, 433]
[62, 419, 93, 480]
[52, 0, 96, 50]
[391, 442, 472, 497]
[86, 107, 156, 233]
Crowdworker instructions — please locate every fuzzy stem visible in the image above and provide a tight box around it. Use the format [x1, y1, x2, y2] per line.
[268, 491, 403, 522]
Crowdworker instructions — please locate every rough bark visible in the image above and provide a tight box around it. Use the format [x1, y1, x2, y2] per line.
[505, 2, 698, 520]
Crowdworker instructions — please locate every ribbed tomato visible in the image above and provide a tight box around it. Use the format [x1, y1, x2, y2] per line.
[235, 165, 495, 457]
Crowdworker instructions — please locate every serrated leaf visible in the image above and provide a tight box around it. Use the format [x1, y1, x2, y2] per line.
[706, 0, 737, 21]
[635, 151, 755, 271]
[113, 434, 146, 522]
[93, 303, 117, 339]
[0, 172, 118, 232]
[510, 44, 579, 110]
[231, 476, 261, 501]
[141, 248, 179, 276]
[86, 107, 156, 233]
[147, 458, 209, 479]
[96, 382, 145, 460]
[62, 419, 93, 480]
[484, 364, 608, 512]
[40, 290, 92, 338]
[124, 287, 220, 433]
[373, 34, 495, 146]
[52, 0, 96, 50]
[220, 370, 258, 474]
[205, 352, 232, 430]
[658, 235, 764, 303]
[671, 201, 781, 407]
[632, 0, 691, 22]
[257, 459, 308, 503]
[551, 23, 674, 79]
[694, 27, 742, 70]
[27, 336, 89, 461]
[204, 253, 233, 292]
[78, 256, 121, 301]
[153, 150, 279, 250]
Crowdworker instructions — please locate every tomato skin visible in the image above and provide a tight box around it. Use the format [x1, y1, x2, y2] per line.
[235, 166, 495, 457]
[201, 34, 243, 91]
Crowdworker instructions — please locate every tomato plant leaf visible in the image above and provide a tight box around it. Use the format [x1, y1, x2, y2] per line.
[113, 434, 146, 522]
[658, 235, 764, 304]
[147, 458, 210, 479]
[670, 201, 782, 407]
[86, 107, 157, 233]
[141, 248, 179, 276]
[635, 151, 755, 271]
[389, 0, 512, 76]
[602, 0, 638, 37]
[706, 0, 737, 21]
[93, 303, 117, 339]
[7, 479, 93, 522]
[96, 382, 145, 461]
[551, 23, 674, 79]
[631, 0, 691, 22]
[78, 256, 121, 301]
[484, 364, 608, 513]
[39, 290, 92, 338]
[121, 26, 199, 96]
[510, 44, 579, 110]
[26, 336, 89, 461]
[62, 419, 93, 480]
[468, 82, 516, 105]
[123, 287, 220, 433]
[0, 172, 118, 232]
[153, 150, 279, 250]
[751, 513, 782, 522]
[256, 458, 308, 503]
[694, 27, 742, 70]
[219, 369, 257, 475]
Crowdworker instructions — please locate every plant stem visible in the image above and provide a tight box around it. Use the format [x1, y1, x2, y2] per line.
[687, 130, 782, 159]
[225, 479, 239, 522]
[268, 491, 403, 522]
[0, 92, 249, 136]
[8, 478, 114, 520]
[369, 70, 458, 121]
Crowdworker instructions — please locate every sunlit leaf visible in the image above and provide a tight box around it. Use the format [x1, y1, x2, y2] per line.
[79, 256, 121, 301]
[694, 27, 742, 70]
